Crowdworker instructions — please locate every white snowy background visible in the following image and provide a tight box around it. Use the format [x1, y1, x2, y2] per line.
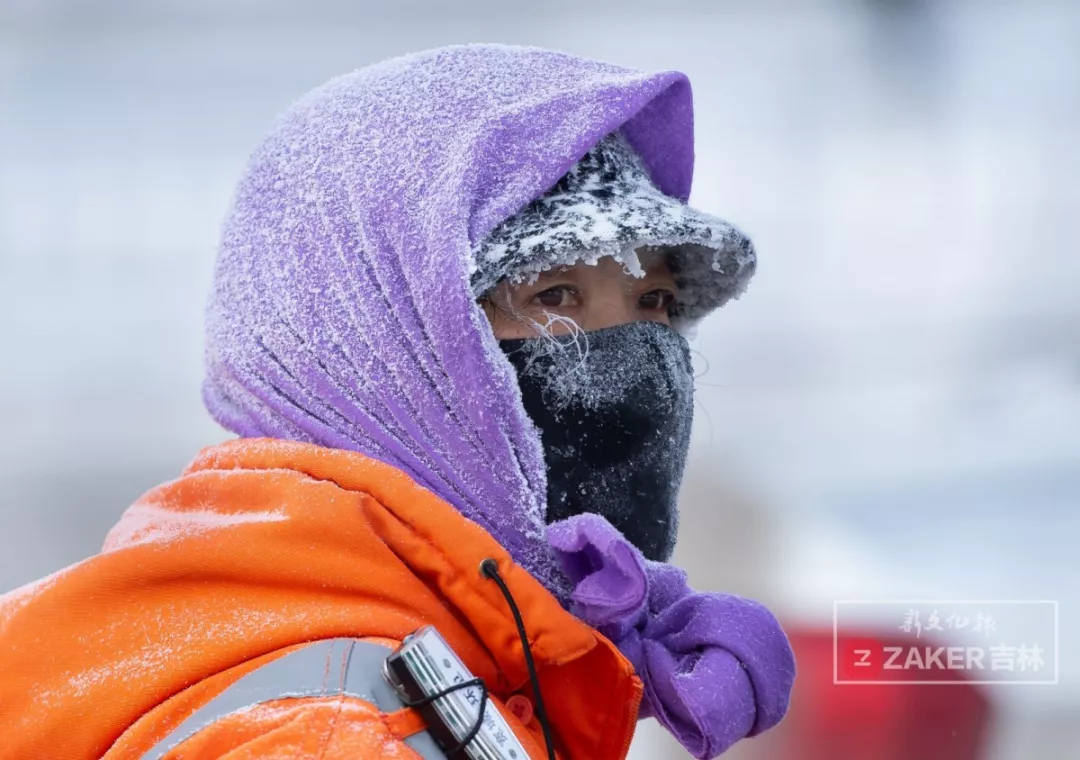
[1, 1, 1077, 758]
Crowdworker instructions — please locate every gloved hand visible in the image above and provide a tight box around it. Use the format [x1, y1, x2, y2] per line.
[548, 513, 796, 759]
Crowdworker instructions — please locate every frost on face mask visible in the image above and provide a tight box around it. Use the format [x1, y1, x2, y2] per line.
[499, 321, 694, 562]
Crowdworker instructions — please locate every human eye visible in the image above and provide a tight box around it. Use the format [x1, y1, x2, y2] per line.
[532, 285, 580, 309]
[638, 288, 676, 312]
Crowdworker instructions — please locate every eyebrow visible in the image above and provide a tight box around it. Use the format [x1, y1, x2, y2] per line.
[641, 256, 676, 277]
[529, 267, 577, 283]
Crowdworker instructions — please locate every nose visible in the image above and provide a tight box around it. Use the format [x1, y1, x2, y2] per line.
[583, 286, 640, 331]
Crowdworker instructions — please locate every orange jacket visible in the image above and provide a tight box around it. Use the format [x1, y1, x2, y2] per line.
[0, 439, 643, 759]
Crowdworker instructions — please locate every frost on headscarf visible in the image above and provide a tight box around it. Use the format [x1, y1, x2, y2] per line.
[203, 44, 696, 592]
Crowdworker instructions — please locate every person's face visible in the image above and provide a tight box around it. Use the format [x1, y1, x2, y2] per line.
[483, 249, 678, 339]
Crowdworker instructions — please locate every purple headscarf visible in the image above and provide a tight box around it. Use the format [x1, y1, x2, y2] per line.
[204, 44, 793, 758]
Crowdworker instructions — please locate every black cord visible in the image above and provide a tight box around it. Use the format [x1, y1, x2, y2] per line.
[480, 558, 557, 760]
[400, 676, 489, 756]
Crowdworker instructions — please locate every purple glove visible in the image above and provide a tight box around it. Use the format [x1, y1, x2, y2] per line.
[548, 514, 796, 759]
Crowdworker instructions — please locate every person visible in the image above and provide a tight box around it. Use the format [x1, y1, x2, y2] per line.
[0, 44, 795, 759]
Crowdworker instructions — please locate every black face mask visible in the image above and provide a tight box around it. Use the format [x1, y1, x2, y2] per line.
[500, 321, 694, 562]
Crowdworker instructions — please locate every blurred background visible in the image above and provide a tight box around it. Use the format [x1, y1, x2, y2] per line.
[1, 0, 1077, 757]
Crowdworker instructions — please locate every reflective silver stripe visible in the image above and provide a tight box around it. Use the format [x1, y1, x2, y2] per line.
[143, 638, 446, 759]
